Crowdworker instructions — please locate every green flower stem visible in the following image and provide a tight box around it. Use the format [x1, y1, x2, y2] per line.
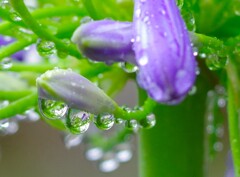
[6, 62, 57, 72]
[0, 36, 37, 60]
[9, 0, 81, 59]
[82, 0, 100, 20]
[0, 90, 33, 101]
[0, 6, 84, 34]
[114, 97, 157, 121]
[138, 74, 212, 177]
[0, 91, 38, 119]
[227, 60, 240, 177]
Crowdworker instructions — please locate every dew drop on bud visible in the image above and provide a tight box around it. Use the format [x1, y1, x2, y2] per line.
[66, 109, 91, 134]
[86, 147, 104, 161]
[38, 98, 68, 120]
[115, 118, 124, 124]
[94, 113, 115, 130]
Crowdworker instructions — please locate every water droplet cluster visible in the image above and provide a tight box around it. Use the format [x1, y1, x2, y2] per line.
[205, 86, 226, 158]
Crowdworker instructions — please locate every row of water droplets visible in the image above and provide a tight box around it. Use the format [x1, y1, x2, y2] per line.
[205, 86, 226, 158]
[39, 98, 157, 134]
[0, 100, 40, 136]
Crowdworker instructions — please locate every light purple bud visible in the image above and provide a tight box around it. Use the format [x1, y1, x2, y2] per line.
[37, 68, 118, 114]
[71, 20, 136, 64]
[133, 0, 197, 104]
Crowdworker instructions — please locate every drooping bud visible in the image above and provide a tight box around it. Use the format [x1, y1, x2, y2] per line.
[37, 68, 118, 115]
[71, 20, 136, 64]
[133, 0, 197, 104]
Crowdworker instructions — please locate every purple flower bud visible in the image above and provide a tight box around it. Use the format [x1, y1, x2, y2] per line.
[71, 20, 136, 65]
[37, 68, 117, 114]
[133, 0, 197, 104]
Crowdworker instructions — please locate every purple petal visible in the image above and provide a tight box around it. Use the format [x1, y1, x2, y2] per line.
[71, 20, 136, 64]
[133, 0, 197, 104]
[37, 69, 117, 114]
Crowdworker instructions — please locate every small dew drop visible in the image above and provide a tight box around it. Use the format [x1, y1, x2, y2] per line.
[80, 16, 93, 24]
[125, 119, 138, 131]
[138, 55, 148, 66]
[115, 144, 132, 163]
[213, 142, 223, 152]
[135, 9, 141, 18]
[38, 98, 68, 120]
[139, 114, 156, 129]
[66, 109, 91, 134]
[36, 39, 56, 57]
[99, 153, 119, 173]
[0, 119, 19, 135]
[1, 58, 12, 70]
[217, 97, 226, 108]
[64, 134, 83, 149]
[188, 86, 197, 95]
[119, 62, 138, 73]
[94, 113, 115, 130]
[86, 147, 103, 161]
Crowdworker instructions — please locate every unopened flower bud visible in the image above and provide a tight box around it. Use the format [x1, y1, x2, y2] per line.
[37, 68, 117, 114]
[71, 20, 136, 64]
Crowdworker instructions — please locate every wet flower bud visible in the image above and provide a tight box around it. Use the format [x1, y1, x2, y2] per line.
[71, 20, 136, 64]
[133, 0, 197, 104]
[37, 68, 117, 114]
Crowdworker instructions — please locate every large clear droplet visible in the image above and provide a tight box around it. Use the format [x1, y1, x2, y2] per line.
[38, 99, 68, 120]
[66, 109, 91, 134]
[86, 147, 103, 161]
[63, 133, 83, 149]
[99, 153, 119, 173]
[94, 113, 115, 130]
[36, 39, 56, 57]
[119, 62, 138, 73]
[139, 114, 156, 129]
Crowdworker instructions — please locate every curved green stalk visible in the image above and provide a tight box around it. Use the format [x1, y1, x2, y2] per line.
[9, 0, 81, 59]
[0, 90, 33, 101]
[0, 91, 38, 119]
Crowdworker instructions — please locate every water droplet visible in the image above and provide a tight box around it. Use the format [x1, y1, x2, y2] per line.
[94, 113, 115, 130]
[36, 39, 56, 57]
[139, 114, 156, 129]
[135, 9, 141, 18]
[0, 119, 19, 135]
[80, 16, 93, 24]
[206, 125, 214, 134]
[99, 153, 119, 173]
[213, 142, 223, 152]
[0, 100, 9, 108]
[115, 144, 132, 163]
[206, 54, 228, 70]
[57, 39, 70, 58]
[9, 10, 22, 22]
[86, 147, 103, 161]
[119, 62, 138, 73]
[38, 99, 68, 120]
[115, 118, 124, 124]
[66, 109, 91, 134]
[217, 97, 226, 108]
[138, 55, 148, 66]
[25, 109, 40, 122]
[1, 57, 12, 70]
[125, 119, 138, 131]
[188, 86, 197, 95]
[160, 9, 166, 15]
[199, 53, 207, 59]
[64, 133, 83, 149]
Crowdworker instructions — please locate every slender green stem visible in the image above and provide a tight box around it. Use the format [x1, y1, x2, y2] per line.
[114, 97, 157, 121]
[0, 90, 33, 101]
[0, 91, 38, 119]
[227, 61, 240, 177]
[10, 0, 81, 59]
[82, 0, 100, 20]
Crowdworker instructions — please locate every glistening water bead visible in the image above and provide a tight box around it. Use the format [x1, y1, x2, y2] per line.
[66, 109, 91, 134]
[38, 98, 68, 120]
[139, 114, 156, 129]
[94, 113, 115, 130]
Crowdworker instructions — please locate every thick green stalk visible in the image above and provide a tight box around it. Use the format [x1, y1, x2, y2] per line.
[227, 61, 240, 177]
[138, 75, 211, 177]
